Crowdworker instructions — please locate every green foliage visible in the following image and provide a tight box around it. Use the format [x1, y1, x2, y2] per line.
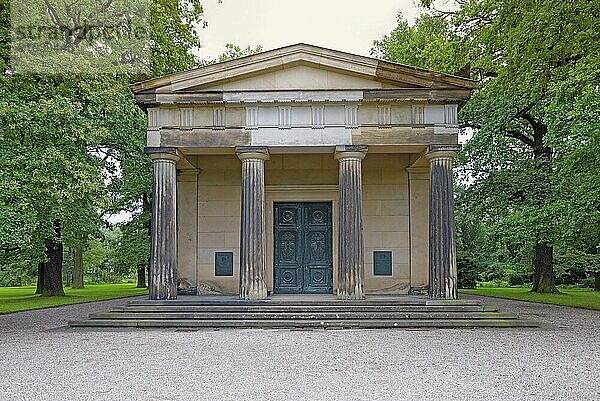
[453, 0, 600, 249]
[378, 1, 600, 292]
[372, 13, 468, 76]
[218, 43, 263, 62]
[457, 257, 479, 289]
[10, 0, 153, 75]
[546, 89, 600, 249]
[201, 43, 264, 66]
[0, 75, 110, 265]
[111, 214, 151, 277]
[455, 209, 488, 288]
[150, 0, 206, 76]
[0, 261, 36, 287]
[554, 249, 600, 286]
[0, 0, 205, 290]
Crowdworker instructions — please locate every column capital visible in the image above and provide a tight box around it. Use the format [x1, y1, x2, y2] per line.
[236, 146, 270, 162]
[425, 144, 461, 161]
[334, 145, 368, 161]
[145, 147, 180, 163]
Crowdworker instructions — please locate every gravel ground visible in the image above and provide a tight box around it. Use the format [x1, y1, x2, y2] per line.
[0, 295, 598, 401]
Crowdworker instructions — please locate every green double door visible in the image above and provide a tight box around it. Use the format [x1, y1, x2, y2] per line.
[274, 202, 333, 294]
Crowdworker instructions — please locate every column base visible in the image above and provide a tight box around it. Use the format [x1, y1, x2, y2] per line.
[240, 280, 268, 300]
[336, 289, 365, 300]
[149, 291, 177, 301]
[428, 276, 458, 299]
[409, 286, 428, 296]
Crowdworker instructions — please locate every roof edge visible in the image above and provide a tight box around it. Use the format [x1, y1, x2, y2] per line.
[131, 43, 477, 94]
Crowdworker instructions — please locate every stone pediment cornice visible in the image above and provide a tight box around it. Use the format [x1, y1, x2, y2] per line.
[132, 43, 476, 102]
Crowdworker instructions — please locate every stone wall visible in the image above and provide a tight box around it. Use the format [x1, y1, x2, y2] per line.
[362, 154, 411, 294]
[195, 155, 242, 295]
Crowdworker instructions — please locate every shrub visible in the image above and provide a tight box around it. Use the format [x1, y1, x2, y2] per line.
[478, 280, 511, 288]
[504, 268, 529, 286]
[578, 277, 595, 289]
[0, 261, 37, 286]
[554, 249, 600, 286]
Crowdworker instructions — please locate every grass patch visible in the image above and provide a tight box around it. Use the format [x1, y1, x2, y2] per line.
[0, 283, 148, 315]
[460, 287, 600, 311]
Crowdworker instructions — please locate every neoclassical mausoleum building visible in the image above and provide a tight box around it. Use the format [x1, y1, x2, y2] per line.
[132, 44, 475, 301]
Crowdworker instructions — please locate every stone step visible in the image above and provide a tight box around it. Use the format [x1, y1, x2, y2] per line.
[110, 305, 499, 313]
[68, 296, 537, 329]
[89, 311, 516, 320]
[69, 318, 538, 329]
[127, 298, 482, 307]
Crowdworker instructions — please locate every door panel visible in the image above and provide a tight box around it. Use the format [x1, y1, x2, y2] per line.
[274, 204, 303, 294]
[274, 202, 333, 294]
[303, 203, 333, 293]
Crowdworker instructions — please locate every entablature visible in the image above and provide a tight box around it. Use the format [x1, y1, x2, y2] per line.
[146, 101, 458, 132]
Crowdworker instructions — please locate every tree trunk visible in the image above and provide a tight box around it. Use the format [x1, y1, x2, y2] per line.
[594, 271, 600, 292]
[526, 118, 558, 294]
[72, 246, 84, 289]
[41, 220, 65, 297]
[35, 261, 44, 295]
[531, 243, 559, 294]
[65, 248, 73, 287]
[136, 264, 146, 288]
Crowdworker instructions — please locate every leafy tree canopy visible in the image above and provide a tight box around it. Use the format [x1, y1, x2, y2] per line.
[374, 1, 600, 291]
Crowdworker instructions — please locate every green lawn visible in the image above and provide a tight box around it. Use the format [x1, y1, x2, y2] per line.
[0, 283, 148, 315]
[460, 287, 600, 311]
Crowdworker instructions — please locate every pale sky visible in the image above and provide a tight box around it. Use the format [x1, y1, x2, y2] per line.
[197, 0, 423, 60]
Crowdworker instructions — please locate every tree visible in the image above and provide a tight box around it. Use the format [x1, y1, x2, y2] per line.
[105, 1, 207, 291]
[0, 75, 107, 296]
[201, 43, 263, 65]
[72, 246, 85, 289]
[456, 0, 599, 293]
[371, 13, 467, 76]
[0, 0, 207, 295]
[374, 1, 600, 293]
[110, 215, 151, 288]
[150, 0, 205, 75]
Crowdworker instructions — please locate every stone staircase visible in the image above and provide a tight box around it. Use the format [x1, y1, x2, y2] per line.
[69, 296, 537, 329]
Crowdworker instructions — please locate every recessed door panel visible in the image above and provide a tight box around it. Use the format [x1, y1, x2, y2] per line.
[274, 202, 333, 294]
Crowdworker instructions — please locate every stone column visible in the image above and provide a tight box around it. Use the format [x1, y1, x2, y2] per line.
[145, 147, 180, 300]
[335, 145, 368, 299]
[425, 145, 461, 299]
[236, 147, 269, 300]
[406, 167, 429, 295]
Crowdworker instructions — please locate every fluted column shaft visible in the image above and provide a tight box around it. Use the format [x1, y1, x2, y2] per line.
[426, 145, 460, 299]
[237, 147, 269, 300]
[335, 145, 367, 299]
[147, 149, 180, 300]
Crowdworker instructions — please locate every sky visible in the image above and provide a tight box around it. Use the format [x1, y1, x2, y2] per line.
[196, 0, 423, 60]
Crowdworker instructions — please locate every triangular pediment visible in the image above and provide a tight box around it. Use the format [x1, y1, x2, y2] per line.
[192, 64, 402, 91]
[132, 43, 476, 99]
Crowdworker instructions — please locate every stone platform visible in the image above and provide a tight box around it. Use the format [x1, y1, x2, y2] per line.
[69, 295, 537, 329]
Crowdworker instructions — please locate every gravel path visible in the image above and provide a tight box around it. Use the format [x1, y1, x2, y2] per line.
[0, 295, 598, 401]
[0, 297, 146, 333]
